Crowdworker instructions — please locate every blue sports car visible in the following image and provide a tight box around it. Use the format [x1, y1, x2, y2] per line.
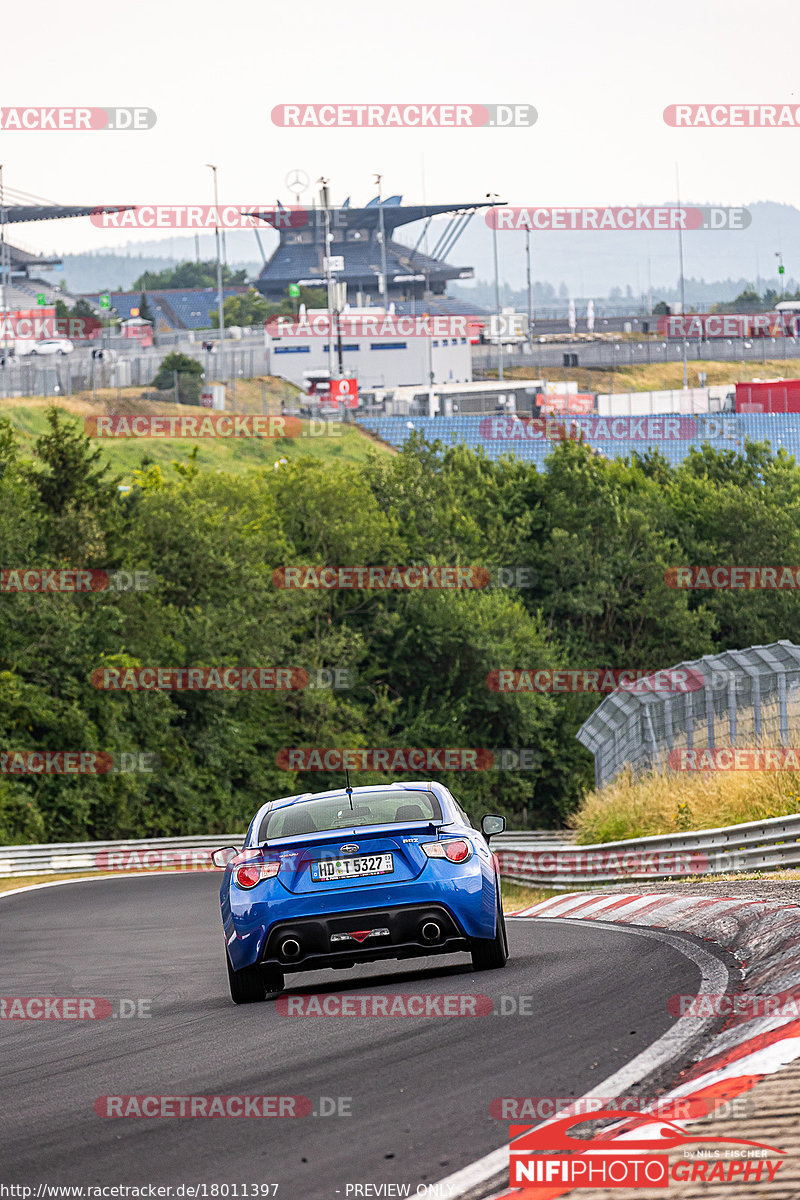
[212, 780, 508, 1003]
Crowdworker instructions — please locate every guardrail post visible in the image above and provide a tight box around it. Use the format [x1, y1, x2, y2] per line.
[779, 670, 788, 746]
[728, 674, 738, 745]
[704, 686, 716, 749]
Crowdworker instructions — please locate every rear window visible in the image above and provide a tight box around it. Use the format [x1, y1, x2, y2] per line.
[258, 790, 442, 841]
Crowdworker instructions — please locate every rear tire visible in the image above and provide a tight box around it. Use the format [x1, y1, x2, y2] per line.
[471, 889, 509, 971]
[226, 953, 284, 1003]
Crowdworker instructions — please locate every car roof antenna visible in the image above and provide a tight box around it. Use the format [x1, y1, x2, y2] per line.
[345, 767, 354, 810]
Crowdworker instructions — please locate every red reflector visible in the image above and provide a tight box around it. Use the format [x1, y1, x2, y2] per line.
[443, 840, 471, 863]
[235, 864, 262, 888]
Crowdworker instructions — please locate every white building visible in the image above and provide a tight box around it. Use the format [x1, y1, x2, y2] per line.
[265, 309, 472, 391]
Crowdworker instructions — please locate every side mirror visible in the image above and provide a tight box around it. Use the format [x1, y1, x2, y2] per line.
[481, 813, 506, 841]
[211, 846, 238, 869]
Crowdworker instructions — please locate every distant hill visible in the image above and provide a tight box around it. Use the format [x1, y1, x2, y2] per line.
[33, 201, 800, 304]
[408, 200, 800, 304]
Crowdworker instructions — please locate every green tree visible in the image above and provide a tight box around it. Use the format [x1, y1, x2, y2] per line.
[21, 408, 120, 560]
[211, 288, 269, 328]
[132, 261, 247, 291]
[152, 352, 204, 404]
[139, 291, 154, 324]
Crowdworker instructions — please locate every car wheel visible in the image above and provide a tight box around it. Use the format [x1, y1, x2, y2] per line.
[225, 953, 283, 1003]
[470, 888, 508, 971]
[57, 349, 66, 356]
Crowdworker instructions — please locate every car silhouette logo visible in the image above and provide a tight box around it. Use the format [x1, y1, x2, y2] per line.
[340, 844, 359, 853]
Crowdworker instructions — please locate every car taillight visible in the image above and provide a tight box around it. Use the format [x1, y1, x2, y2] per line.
[422, 839, 473, 863]
[234, 860, 280, 889]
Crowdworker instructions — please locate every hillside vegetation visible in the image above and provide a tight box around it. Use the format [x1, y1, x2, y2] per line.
[3, 405, 800, 843]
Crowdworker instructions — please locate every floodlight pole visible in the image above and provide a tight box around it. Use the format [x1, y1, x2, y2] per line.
[676, 164, 688, 389]
[488, 193, 503, 379]
[319, 179, 340, 380]
[374, 173, 389, 310]
[206, 164, 226, 383]
[525, 219, 533, 340]
[0, 165, 6, 315]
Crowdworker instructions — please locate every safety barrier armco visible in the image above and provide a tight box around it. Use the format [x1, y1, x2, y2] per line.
[0, 816, 797, 884]
[496, 812, 800, 888]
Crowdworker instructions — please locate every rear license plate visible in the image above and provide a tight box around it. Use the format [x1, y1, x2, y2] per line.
[311, 853, 394, 882]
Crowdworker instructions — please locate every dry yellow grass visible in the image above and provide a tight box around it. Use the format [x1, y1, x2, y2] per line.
[570, 765, 800, 844]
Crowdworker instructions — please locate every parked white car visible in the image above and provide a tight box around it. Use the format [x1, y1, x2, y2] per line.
[16, 338, 74, 357]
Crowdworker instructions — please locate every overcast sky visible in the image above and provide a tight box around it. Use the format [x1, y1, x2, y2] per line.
[2, 0, 797, 260]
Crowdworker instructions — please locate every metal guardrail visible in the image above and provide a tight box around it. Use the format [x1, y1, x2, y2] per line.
[0, 830, 570, 879]
[1, 816, 798, 885]
[495, 812, 800, 888]
[0, 834, 243, 878]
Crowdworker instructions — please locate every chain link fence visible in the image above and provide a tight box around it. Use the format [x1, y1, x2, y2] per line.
[0, 343, 272, 401]
[577, 640, 800, 788]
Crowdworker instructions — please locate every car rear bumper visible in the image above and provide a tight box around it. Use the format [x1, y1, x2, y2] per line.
[259, 902, 469, 973]
[223, 866, 497, 971]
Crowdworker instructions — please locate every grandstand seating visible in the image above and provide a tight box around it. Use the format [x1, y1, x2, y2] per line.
[83, 288, 247, 330]
[357, 413, 800, 468]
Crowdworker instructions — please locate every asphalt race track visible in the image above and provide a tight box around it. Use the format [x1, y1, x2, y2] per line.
[1, 875, 710, 1198]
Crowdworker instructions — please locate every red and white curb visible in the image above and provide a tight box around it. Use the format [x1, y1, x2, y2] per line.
[438, 890, 800, 1199]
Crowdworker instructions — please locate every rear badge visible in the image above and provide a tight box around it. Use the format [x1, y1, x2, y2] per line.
[331, 927, 390, 944]
[340, 844, 359, 853]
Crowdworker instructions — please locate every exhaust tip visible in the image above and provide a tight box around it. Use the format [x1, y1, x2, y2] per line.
[421, 921, 441, 943]
[281, 937, 301, 959]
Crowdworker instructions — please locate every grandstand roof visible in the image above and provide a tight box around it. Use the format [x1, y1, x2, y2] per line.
[0, 204, 133, 224]
[253, 197, 493, 302]
[247, 200, 493, 236]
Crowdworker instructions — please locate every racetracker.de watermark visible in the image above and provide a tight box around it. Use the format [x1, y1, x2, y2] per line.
[91, 667, 308, 691]
[272, 565, 535, 590]
[267, 314, 472, 338]
[84, 415, 334, 439]
[0, 750, 158, 774]
[487, 206, 750, 230]
[480, 415, 732, 442]
[666, 566, 800, 589]
[492, 1094, 756, 1120]
[271, 103, 536, 127]
[487, 668, 703, 693]
[276, 747, 539, 771]
[664, 104, 800, 127]
[94, 1095, 310, 1118]
[277, 993, 493, 1016]
[0, 314, 105, 340]
[91, 206, 299, 230]
[668, 748, 800, 771]
[670, 992, 800, 1018]
[0, 997, 150, 1019]
[0, 107, 156, 130]
[498, 848, 712, 875]
[1, 569, 150, 593]
[94, 848, 215, 871]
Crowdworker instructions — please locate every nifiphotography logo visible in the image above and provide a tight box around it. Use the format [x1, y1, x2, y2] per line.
[509, 1109, 785, 1188]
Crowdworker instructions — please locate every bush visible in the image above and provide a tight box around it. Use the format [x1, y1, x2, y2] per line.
[152, 354, 204, 404]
